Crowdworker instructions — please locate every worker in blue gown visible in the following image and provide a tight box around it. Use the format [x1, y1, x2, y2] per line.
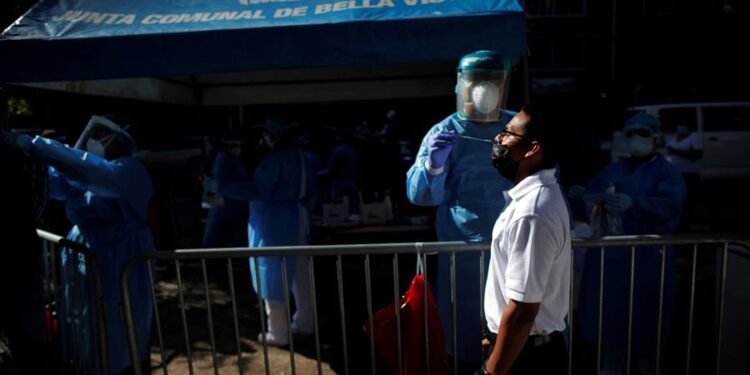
[202, 132, 250, 248]
[406, 50, 515, 366]
[2, 114, 155, 374]
[319, 128, 360, 220]
[204, 120, 319, 346]
[568, 113, 686, 375]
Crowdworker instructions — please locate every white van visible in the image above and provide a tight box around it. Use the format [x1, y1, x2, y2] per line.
[609, 102, 750, 179]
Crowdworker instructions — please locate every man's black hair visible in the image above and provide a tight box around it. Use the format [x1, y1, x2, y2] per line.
[519, 104, 562, 169]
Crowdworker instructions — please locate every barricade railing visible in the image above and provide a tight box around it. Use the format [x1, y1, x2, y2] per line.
[120, 234, 750, 375]
[37, 228, 109, 375]
[570, 234, 750, 375]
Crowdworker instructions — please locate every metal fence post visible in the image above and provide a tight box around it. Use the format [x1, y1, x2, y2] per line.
[37, 229, 109, 375]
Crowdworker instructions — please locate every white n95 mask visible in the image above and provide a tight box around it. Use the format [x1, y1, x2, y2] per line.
[471, 81, 500, 114]
[626, 136, 654, 157]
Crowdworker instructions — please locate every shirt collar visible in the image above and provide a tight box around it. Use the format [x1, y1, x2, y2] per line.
[507, 168, 558, 201]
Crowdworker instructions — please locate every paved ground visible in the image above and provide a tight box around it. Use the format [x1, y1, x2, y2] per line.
[147, 259, 339, 374]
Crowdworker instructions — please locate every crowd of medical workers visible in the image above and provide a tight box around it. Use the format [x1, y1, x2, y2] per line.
[0, 47, 697, 374]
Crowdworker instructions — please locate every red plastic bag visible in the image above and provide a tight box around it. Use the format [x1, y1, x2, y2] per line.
[363, 265, 450, 375]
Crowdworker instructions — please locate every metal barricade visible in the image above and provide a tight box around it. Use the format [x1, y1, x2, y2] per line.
[38, 229, 109, 375]
[120, 235, 750, 375]
[572, 235, 750, 375]
[121, 242, 487, 375]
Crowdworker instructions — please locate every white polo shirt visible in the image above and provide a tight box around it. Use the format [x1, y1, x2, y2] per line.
[484, 168, 571, 335]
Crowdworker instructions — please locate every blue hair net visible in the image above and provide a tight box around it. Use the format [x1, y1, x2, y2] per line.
[624, 112, 660, 133]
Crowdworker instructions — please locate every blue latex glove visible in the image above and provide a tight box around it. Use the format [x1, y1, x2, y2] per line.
[427, 130, 457, 169]
[568, 184, 587, 200]
[202, 178, 220, 194]
[604, 192, 633, 211]
[0, 130, 32, 152]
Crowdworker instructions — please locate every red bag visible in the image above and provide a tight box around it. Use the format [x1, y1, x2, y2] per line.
[363, 263, 450, 375]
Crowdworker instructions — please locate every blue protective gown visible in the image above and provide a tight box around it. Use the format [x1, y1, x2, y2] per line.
[216, 148, 318, 301]
[202, 151, 249, 248]
[406, 112, 514, 362]
[577, 154, 686, 373]
[26, 136, 154, 375]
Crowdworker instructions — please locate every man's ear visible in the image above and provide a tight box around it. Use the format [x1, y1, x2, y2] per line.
[524, 141, 542, 159]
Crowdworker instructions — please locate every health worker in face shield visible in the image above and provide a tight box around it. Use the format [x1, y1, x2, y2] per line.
[1, 114, 155, 374]
[567, 113, 686, 375]
[406, 50, 516, 366]
[203, 120, 319, 346]
[202, 131, 250, 248]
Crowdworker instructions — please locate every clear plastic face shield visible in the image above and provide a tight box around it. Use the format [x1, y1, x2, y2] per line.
[74, 115, 136, 157]
[455, 70, 509, 123]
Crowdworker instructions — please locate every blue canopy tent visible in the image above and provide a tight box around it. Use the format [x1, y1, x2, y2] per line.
[0, 0, 526, 105]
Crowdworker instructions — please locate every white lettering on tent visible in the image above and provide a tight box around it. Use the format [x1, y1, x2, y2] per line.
[237, 10, 266, 19]
[142, 14, 161, 24]
[116, 14, 135, 25]
[274, 8, 292, 17]
[52, 10, 135, 25]
[53, 10, 74, 21]
[315, 0, 394, 14]
[83, 12, 108, 24]
[104, 14, 123, 24]
[69, 11, 88, 22]
[56, 10, 78, 22]
[142, 10, 265, 24]
[216, 11, 239, 20]
[176, 13, 205, 23]
[200, 13, 222, 21]
[160, 15, 181, 23]
[274, 6, 307, 17]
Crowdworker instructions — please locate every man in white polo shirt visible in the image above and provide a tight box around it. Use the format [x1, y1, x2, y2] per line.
[479, 105, 571, 375]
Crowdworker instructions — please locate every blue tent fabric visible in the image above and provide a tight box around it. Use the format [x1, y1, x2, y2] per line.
[1, 0, 526, 82]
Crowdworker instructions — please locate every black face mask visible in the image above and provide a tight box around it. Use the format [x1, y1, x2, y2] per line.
[491, 143, 523, 180]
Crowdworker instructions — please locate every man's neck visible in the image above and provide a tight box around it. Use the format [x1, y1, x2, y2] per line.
[513, 163, 544, 184]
